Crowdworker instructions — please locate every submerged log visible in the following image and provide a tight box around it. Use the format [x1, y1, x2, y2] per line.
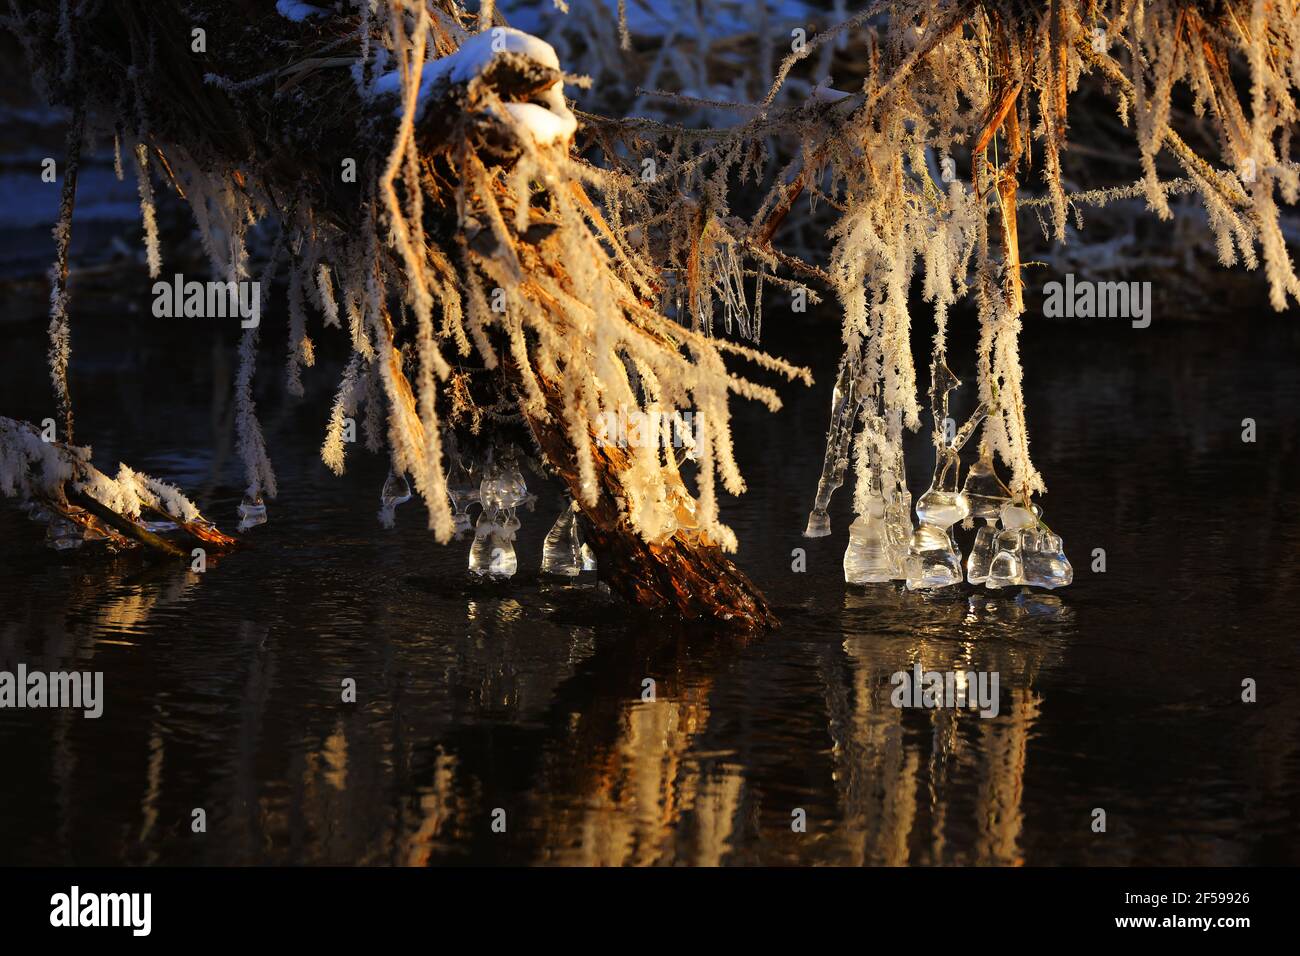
[517, 364, 778, 630]
[63, 489, 187, 557]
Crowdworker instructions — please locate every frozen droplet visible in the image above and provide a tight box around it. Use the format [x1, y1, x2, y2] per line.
[238, 494, 267, 531]
[468, 512, 494, 575]
[478, 458, 502, 512]
[381, 470, 412, 510]
[446, 452, 479, 537]
[496, 449, 528, 508]
[965, 519, 999, 585]
[999, 502, 1036, 529]
[804, 508, 832, 538]
[541, 501, 581, 577]
[22, 500, 52, 523]
[469, 501, 520, 580]
[45, 514, 83, 551]
[844, 512, 894, 584]
[905, 525, 963, 589]
[985, 498, 1046, 588]
[985, 529, 1027, 589]
[1020, 519, 1073, 589]
[914, 488, 969, 527]
[960, 454, 1012, 519]
[906, 447, 966, 589]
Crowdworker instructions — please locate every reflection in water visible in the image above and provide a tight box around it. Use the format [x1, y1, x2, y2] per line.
[1, 312, 1299, 865]
[822, 590, 1071, 865]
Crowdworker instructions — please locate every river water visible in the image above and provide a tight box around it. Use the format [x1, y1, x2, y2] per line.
[1, 296, 1298, 865]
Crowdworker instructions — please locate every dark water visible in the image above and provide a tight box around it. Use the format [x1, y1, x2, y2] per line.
[1, 297, 1299, 866]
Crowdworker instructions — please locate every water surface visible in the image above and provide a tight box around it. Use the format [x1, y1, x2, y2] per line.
[1, 301, 1298, 865]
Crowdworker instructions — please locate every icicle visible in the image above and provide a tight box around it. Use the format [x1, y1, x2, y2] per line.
[237, 493, 268, 531]
[961, 453, 1012, 585]
[378, 468, 412, 529]
[803, 349, 862, 537]
[541, 498, 581, 577]
[904, 358, 987, 590]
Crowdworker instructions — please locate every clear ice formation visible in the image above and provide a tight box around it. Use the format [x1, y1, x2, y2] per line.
[836, 355, 1071, 593]
[541, 499, 581, 576]
[496, 450, 529, 510]
[381, 470, 412, 509]
[805, 351, 863, 537]
[904, 446, 968, 589]
[45, 514, 83, 551]
[446, 452, 479, 536]
[843, 406, 915, 584]
[843, 486, 895, 584]
[903, 359, 985, 591]
[985, 502, 1073, 590]
[962, 454, 1012, 585]
[1022, 527, 1073, 589]
[540, 495, 596, 577]
[469, 447, 527, 579]
[237, 493, 268, 531]
[378, 469, 412, 527]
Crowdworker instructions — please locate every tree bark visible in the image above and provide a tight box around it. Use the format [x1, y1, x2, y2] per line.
[517, 365, 778, 630]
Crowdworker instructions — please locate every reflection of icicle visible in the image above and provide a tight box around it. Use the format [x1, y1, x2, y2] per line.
[804, 349, 863, 537]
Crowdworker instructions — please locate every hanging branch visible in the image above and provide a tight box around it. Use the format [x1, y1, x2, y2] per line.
[47, 104, 83, 444]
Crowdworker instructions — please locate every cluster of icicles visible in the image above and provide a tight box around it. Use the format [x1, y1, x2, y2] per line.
[237, 441, 599, 581]
[805, 352, 1072, 593]
[441, 444, 598, 579]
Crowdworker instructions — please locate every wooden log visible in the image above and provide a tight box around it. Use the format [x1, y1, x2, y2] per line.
[516, 363, 778, 631]
[62, 489, 187, 557]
